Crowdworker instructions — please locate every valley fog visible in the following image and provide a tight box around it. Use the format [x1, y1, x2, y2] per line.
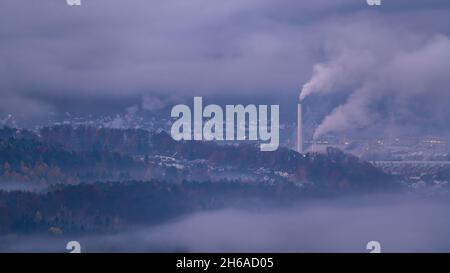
[2, 194, 450, 253]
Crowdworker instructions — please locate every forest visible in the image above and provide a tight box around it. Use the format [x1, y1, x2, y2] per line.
[0, 125, 403, 236]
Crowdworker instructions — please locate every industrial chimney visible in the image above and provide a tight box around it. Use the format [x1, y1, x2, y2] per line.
[297, 103, 303, 154]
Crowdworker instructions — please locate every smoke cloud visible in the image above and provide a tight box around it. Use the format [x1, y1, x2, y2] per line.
[300, 19, 450, 138]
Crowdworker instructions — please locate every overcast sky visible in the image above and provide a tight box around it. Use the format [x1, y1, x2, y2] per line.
[1, 0, 450, 135]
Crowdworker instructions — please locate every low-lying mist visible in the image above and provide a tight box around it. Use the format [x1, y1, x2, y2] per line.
[0, 181, 47, 192]
[1, 194, 450, 253]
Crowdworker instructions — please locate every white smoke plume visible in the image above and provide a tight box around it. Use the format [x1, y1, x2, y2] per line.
[300, 20, 450, 139]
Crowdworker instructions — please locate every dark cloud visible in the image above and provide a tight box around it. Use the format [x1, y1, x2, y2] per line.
[0, 0, 449, 132]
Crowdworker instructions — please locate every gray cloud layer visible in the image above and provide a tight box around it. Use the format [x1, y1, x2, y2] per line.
[1, 0, 450, 134]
